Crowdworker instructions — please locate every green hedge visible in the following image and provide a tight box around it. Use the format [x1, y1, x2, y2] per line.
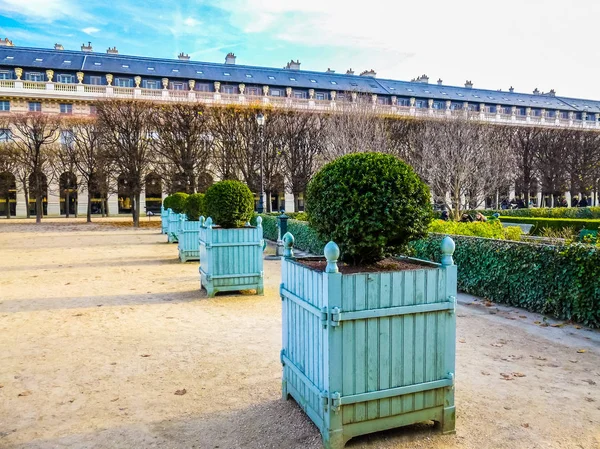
[429, 219, 522, 240]
[253, 214, 326, 254]
[477, 207, 600, 219]
[411, 234, 600, 328]
[498, 216, 600, 235]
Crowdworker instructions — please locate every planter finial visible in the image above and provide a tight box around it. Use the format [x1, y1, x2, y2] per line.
[205, 217, 213, 229]
[283, 232, 294, 258]
[440, 236, 455, 266]
[199, 216, 205, 226]
[324, 241, 340, 273]
[256, 216, 263, 228]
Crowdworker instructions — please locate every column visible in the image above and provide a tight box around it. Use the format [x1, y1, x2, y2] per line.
[77, 189, 89, 216]
[15, 182, 27, 218]
[284, 193, 295, 213]
[536, 192, 543, 208]
[47, 178, 60, 216]
[140, 188, 147, 216]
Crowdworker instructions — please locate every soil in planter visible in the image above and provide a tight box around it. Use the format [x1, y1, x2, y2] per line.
[297, 257, 432, 274]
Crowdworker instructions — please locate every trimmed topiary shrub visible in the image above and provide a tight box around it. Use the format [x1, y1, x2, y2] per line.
[204, 180, 254, 228]
[306, 152, 432, 264]
[169, 192, 189, 214]
[163, 195, 173, 210]
[184, 193, 205, 221]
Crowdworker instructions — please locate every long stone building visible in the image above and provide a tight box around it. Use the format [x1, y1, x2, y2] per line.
[1, 38, 599, 217]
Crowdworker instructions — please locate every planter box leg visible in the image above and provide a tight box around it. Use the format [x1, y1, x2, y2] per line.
[438, 406, 456, 434]
[322, 429, 345, 449]
[282, 378, 289, 400]
[257, 278, 264, 295]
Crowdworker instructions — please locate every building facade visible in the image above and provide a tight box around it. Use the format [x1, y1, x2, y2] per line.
[1, 40, 599, 217]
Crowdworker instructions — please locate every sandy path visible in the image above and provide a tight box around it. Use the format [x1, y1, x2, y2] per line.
[0, 220, 598, 449]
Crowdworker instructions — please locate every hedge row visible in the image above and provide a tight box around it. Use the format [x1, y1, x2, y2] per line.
[253, 214, 326, 254]
[498, 216, 600, 235]
[429, 219, 522, 240]
[478, 206, 600, 219]
[411, 234, 600, 328]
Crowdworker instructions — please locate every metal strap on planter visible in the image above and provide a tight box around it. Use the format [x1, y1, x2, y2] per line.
[281, 286, 328, 326]
[326, 374, 454, 412]
[329, 298, 455, 326]
[203, 242, 262, 248]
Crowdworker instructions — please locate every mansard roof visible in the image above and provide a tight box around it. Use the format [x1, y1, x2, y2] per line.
[0, 45, 594, 113]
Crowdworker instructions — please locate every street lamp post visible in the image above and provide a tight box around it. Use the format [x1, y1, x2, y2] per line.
[256, 112, 265, 213]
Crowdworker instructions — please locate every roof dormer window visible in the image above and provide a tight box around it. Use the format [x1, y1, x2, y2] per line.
[147, 67, 155, 71]
[122, 64, 129, 68]
[172, 69, 179, 73]
[5, 56, 13, 60]
[289, 77, 296, 81]
[35, 58, 43, 62]
[94, 62, 101, 66]
[224, 72, 231, 76]
[196, 70, 203, 74]
[331, 81, 337, 85]
[268, 76, 275, 80]
[245, 74, 252, 78]
[310, 79, 317, 83]
[63, 60, 71, 64]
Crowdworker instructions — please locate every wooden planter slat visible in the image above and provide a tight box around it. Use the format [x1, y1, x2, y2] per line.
[167, 211, 182, 243]
[199, 217, 264, 297]
[281, 235, 457, 449]
[160, 206, 169, 234]
[178, 219, 201, 262]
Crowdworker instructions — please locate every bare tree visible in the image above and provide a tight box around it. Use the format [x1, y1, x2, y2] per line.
[210, 106, 241, 182]
[0, 142, 18, 218]
[150, 103, 213, 194]
[96, 100, 155, 227]
[511, 126, 542, 207]
[5, 113, 61, 223]
[67, 117, 110, 222]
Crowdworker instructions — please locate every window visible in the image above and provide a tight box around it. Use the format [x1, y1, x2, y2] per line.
[195, 83, 211, 92]
[0, 129, 10, 142]
[172, 69, 179, 73]
[29, 101, 41, 112]
[247, 86, 260, 96]
[560, 111, 569, 119]
[90, 76, 102, 85]
[271, 89, 281, 97]
[389, 87, 395, 90]
[315, 92, 326, 100]
[310, 79, 317, 83]
[0, 100, 9, 111]
[63, 60, 71, 64]
[94, 62, 101, 66]
[406, 88, 413, 92]
[433, 101, 445, 110]
[0, 70, 11, 80]
[289, 77, 296, 81]
[60, 103, 73, 114]
[5, 56, 13, 60]
[26, 72, 43, 82]
[330, 81, 337, 85]
[293, 91, 306, 99]
[143, 80, 159, 89]
[221, 85, 237, 94]
[416, 100, 427, 108]
[60, 129, 74, 144]
[377, 96, 390, 105]
[268, 76, 275, 80]
[245, 74, 252, 78]
[350, 82, 358, 87]
[115, 78, 132, 87]
[57, 74, 73, 83]
[171, 82, 185, 90]
[196, 70, 203, 75]
[397, 98, 410, 107]
[147, 67, 155, 71]
[546, 110, 555, 118]
[488, 105, 497, 113]
[35, 58, 43, 62]
[89, 105, 97, 115]
[223, 72, 231, 76]
[122, 64, 130, 68]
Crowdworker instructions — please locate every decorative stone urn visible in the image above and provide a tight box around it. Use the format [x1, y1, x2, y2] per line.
[262, 85, 269, 96]
[214, 81, 221, 93]
[14, 67, 22, 80]
[238, 83, 245, 95]
[105, 73, 113, 86]
[281, 234, 457, 449]
[134, 76, 141, 87]
[162, 78, 169, 89]
[286, 87, 292, 98]
[45, 70, 54, 82]
[76, 72, 84, 84]
[189, 79, 196, 91]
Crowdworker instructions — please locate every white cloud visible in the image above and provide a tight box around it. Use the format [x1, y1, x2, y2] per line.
[82, 27, 100, 35]
[0, 0, 90, 21]
[183, 17, 200, 27]
[208, 0, 600, 99]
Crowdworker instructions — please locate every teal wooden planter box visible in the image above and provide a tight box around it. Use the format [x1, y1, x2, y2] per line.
[167, 211, 182, 243]
[199, 216, 264, 297]
[178, 218, 202, 262]
[280, 234, 457, 449]
[161, 206, 169, 235]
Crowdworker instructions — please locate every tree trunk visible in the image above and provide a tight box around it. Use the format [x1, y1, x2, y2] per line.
[23, 183, 30, 219]
[5, 194, 9, 219]
[267, 191, 272, 213]
[132, 193, 140, 228]
[36, 194, 42, 224]
[87, 195, 92, 223]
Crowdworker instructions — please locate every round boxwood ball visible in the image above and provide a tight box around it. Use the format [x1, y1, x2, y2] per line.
[204, 180, 254, 228]
[306, 152, 432, 265]
[184, 193, 205, 221]
[169, 192, 189, 214]
[163, 195, 173, 210]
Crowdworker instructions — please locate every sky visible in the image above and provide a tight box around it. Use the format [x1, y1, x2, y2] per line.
[1, 0, 599, 100]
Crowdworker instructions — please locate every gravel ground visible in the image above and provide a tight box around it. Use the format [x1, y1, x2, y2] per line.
[0, 218, 598, 449]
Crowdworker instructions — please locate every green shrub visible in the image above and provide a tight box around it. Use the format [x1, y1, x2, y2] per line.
[306, 152, 432, 264]
[411, 234, 600, 328]
[163, 195, 173, 210]
[204, 180, 254, 228]
[498, 216, 600, 235]
[476, 207, 600, 219]
[252, 214, 326, 254]
[428, 219, 521, 240]
[184, 193, 205, 221]
[169, 192, 188, 214]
